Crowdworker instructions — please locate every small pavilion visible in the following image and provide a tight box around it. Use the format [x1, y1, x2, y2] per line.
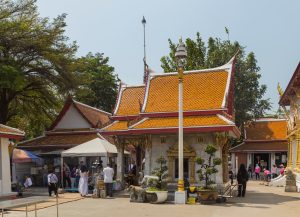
[101, 56, 240, 186]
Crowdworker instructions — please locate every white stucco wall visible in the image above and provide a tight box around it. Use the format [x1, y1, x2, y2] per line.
[0, 137, 12, 194]
[147, 133, 224, 185]
[55, 104, 91, 129]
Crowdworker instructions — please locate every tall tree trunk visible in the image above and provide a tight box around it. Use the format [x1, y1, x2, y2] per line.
[0, 89, 9, 124]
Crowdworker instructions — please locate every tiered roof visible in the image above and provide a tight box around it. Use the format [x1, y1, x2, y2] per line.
[230, 119, 288, 153]
[102, 56, 240, 137]
[279, 61, 300, 106]
[0, 124, 25, 140]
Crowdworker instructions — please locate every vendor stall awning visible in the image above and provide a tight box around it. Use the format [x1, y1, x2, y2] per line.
[12, 149, 41, 163]
[61, 138, 128, 157]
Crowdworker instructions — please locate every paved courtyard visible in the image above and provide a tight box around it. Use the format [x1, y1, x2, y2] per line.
[3, 181, 300, 217]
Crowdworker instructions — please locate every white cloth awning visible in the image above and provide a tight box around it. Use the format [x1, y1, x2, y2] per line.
[61, 138, 126, 157]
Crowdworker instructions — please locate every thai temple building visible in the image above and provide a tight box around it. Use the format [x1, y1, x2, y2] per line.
[0, 124, 24, 196]
[230, 118, 288, 173]
[101, 56, 240, 185]
[279, 61, 300, 181]
[18, 97, 111, 169]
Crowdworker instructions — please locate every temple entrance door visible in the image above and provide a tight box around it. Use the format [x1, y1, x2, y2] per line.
[174, 158, 189, 179]
[167, 144, 196, 183]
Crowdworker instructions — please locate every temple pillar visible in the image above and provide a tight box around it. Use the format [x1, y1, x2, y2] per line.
[288, 137, 293, 168]
[167, 156, 174, 182]
[144, 135, 152, 176]
[296, 133, 300, 168]
[116, 141, 125, 184]
[0, 138, 12, 194]
[188, 157, 195, 184]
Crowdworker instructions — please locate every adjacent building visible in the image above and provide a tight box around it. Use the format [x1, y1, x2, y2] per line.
[230, 118, 288, 173]
[0, 124, 24, 196]
[279, 61, 300, 173]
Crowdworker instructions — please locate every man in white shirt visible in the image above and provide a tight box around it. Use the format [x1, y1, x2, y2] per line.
[47, 170, 58, 196]
[103, 163, 114, 197]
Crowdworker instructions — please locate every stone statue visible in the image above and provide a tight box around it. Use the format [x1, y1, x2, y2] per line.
[127, 185, 146, 203]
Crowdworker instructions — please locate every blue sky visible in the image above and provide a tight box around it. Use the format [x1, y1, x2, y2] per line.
[36, 0, 300, 112]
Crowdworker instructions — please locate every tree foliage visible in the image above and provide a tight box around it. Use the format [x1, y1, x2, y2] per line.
[0, 1, 118, 138]
[0, 0, 78, 136]
[161, 32, 271, 133]
[74, 53, 119, 113]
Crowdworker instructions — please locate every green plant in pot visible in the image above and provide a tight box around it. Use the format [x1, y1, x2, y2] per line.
[146, 155, 168, 203]
[196, 144, 221, 204]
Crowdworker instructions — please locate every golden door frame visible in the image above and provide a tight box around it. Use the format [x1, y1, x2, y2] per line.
[167, 144, 196, 183]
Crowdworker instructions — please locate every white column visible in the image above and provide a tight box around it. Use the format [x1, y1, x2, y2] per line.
[247, 153, 252, 169]
[144, 148, 151, 176]
[117, 144, 124, 183]
[0, 138, 12, 194]
[215, 146, 223, 184]
[178, 78, 183, 185]
[231, 153, 236, 174]
[271, 153, 275, 168]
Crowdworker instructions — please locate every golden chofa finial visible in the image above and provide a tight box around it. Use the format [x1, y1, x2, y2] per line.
[277, 82, 284, 97]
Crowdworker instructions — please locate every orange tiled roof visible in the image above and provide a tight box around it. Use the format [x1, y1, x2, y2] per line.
[245, 119, 287, 140]
[132, 115, 229, 129]
[0, 124, 25, 136]
[115, 86, 145, 116]
[144, 71, 228, 113]
[103, 121, 129, 131]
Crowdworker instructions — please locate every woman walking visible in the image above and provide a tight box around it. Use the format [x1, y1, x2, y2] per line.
[237, 164, 249, 197]
[254, 164, 261, 180]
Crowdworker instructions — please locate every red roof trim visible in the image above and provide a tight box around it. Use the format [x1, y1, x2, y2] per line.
[0, 133, 24, 140]
[279, 61, 300, 106]
[101, 126, 237, 136]
[245, 139, 288, 143]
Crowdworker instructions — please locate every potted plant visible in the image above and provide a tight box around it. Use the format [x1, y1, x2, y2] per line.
[12, 182, 25, 197]
[146, 155, 168, 203]
[196, 144, 221, 204]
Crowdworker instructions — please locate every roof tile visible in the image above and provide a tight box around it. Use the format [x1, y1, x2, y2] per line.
[144, 71, 228, 113]
[115, 86, 145, 116]
[245, 120, 287, 140]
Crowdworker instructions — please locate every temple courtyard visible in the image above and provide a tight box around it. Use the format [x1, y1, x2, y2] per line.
[2, 181, 300, 217]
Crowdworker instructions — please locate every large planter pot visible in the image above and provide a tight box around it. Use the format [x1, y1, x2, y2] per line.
[197, 190, 218, 204]
[146, 191, 168, 204]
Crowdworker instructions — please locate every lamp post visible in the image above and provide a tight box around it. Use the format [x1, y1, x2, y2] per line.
[175, 38, 187, 203]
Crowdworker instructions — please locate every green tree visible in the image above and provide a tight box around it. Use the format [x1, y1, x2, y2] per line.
[0, 0, 78, 136]
[74, 52, 119, 113]
[161, 32, 271, 133]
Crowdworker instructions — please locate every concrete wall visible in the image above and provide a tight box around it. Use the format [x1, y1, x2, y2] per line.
[55, 104, 91, 129]
[147, 133, 224, 184]
[0, 137, 12, 194]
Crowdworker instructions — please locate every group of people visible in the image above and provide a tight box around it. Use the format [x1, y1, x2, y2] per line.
[235, 163, 286, 198]
[47, 161, 115, 198]
[249, 164, 285, 181]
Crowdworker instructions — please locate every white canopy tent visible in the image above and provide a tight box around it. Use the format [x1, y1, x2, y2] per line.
[61, 137, 121, 157]
[60, 137, 128, 188]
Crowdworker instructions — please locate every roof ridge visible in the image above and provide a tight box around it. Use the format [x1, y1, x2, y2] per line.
[73, 100, 111, 115]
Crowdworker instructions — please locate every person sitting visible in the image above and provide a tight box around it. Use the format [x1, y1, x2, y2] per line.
[24, 176, 33, 188]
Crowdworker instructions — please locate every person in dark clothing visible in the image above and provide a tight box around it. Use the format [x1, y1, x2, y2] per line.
[237, 164, 249, 197]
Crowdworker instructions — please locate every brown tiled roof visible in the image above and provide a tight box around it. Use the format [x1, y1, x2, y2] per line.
[18, 133, 98, 149]
[114, 86, 145, 116]
[230, 141, 288, 153]
[144, 71, 228, 113]
[103, 121, 129, 131]
[73, 100, 111, 128]
[0, 124, 25, 139]
[50, 97, 111, 130]
[245, 119, 287, 140]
